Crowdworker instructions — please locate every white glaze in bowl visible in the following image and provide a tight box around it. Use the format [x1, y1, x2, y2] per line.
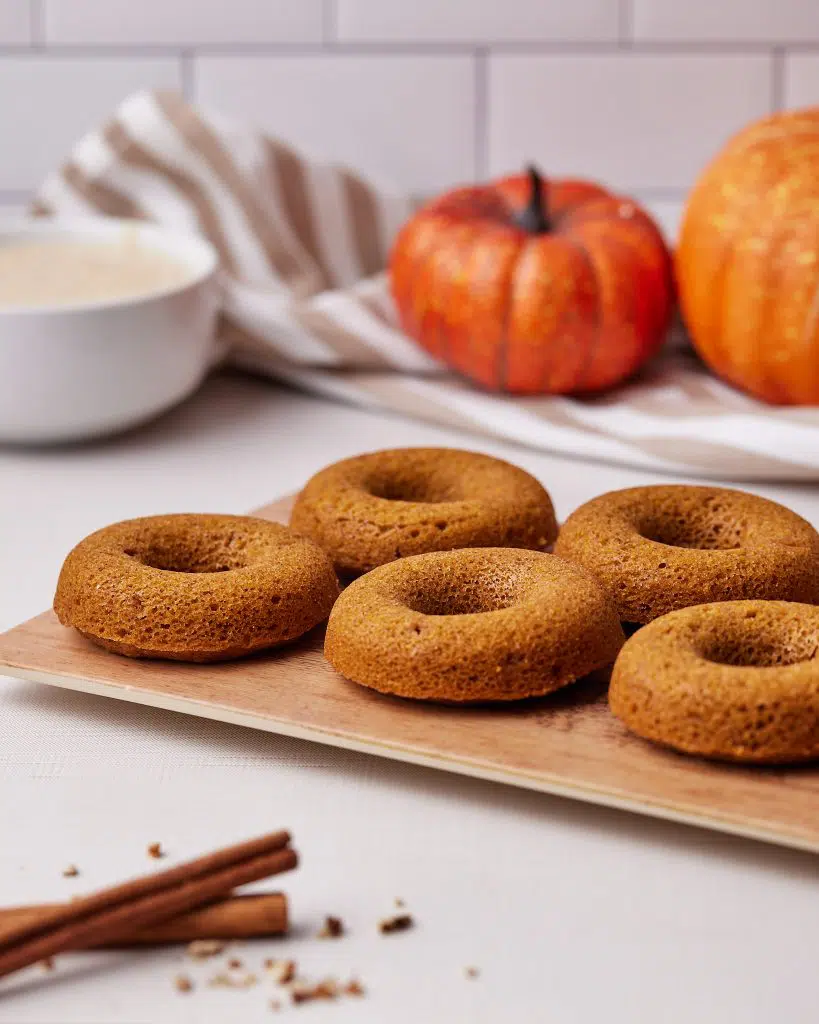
[0, 218, 220, 443]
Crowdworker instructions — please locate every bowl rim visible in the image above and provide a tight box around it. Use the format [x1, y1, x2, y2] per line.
[0, 215, 220, 316]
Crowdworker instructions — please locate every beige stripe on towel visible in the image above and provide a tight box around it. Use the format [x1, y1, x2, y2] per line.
[61, 162, 145, 221]
[340, 168, 384, 279]
[293, 308, 394, 369]
[265, 139, 330, 292]
[103, 119, 237, 275]
[155, 92, 320, 294]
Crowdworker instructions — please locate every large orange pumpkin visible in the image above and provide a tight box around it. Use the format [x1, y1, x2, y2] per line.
[389, 167, 674, 394]
[677, 107, 819, 405]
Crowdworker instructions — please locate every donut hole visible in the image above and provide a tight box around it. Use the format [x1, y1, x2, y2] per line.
[698, 628, 818, 668]
[403, 576, 518, 617]
[640, 514, 743, 551]
[365, 468, 461, 504]
[126, 536, 249, 574]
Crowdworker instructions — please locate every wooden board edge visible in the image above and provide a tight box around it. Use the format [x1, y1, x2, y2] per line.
[6, 663, 818, 857]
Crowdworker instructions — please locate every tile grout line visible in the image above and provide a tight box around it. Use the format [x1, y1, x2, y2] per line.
[0, 188, 34, 204]
[3, 41, 819, 58]
[771, 47, 785, 111]
[180, 48, 195, 101]
[474, 48, 488, 180]
[617, 0, 634, 47]
[29, 0, 45, 48]
[322, 0, 337, 46]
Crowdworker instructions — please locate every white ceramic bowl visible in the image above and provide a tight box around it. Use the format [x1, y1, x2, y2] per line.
[0, 217, 220, 443]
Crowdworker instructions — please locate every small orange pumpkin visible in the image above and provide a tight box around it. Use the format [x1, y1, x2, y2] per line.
[389, 167, 674, 395]
[677, 107, 819, 405]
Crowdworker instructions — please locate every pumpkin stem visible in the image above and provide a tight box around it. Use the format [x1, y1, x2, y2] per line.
[516, 164, 551, 234]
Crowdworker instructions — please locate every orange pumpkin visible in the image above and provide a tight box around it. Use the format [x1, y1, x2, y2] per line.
[677, 107, 819, 405]
[389, 167, 674, 395]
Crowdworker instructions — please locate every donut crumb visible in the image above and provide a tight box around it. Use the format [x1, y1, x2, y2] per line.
[379, 912, 413, 934]
[317, 915, 344, 939]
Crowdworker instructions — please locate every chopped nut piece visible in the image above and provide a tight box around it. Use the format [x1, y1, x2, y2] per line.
[291, 979, 339, 1004]
[344, 977, 366, 997]
[394, 898, 405, 908]
[187, 939, 225, 960]
[209, 968, 258, 989]
[62, 864, 79, 878]
[175, 974, 194, 993]
[147, 842, 164, 859]
[227, 957, 243, 969]
[465, 966, 480, 979]
[264, 958, 296, 985]
[317, 915, 344, 939]
[378, 912, 413, 934]
[40, 957, 55, 972]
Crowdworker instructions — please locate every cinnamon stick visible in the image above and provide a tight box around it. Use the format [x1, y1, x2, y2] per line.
[0, 830, 296, 980]
[0, 893, 288, 948]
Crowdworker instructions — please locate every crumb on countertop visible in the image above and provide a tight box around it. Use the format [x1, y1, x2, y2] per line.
[378, 912, 413, 934]
[465, 966, 480, 979]
[291, 978, 339, 1004]
[264, 958, 297, 985]
[317, 915, 344, 939]
[147, 842, 165, 859]
[174, 974, 194, 993]
[208, 968, 258, 989]
[62, 864, 79, 878]
[187, 939, 226, 960]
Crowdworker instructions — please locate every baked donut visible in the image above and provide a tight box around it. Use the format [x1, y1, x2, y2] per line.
[324, 548, 624, 702]
[290, 448, 557, 574]
[54, 514, 339, 662]
[609, 601, 819, 763]
[554, 485, 819, 624]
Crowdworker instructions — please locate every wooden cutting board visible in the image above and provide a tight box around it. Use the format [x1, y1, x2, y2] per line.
[0, 495, 817, 853]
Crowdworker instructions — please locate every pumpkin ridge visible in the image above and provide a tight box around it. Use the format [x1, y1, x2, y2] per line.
[574, 220, 652, 389]
[561, 234, 602, 392]
[499, 239, 534, 392]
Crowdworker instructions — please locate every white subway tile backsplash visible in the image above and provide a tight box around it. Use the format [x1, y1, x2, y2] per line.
[195, 54, 476, 192]
[44, 0, 323, 46]
[336, 0, 619, 43]
[633, 0, 819, 43]
[0, 0, 31, 44]
[488, 54, 772, 192]
[0, 57, 182, 190]
[0, 1, 802, 206]
[784, 55, 819, 109]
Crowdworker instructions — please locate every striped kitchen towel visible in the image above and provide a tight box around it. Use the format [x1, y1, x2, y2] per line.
[34, 89, 819, 480]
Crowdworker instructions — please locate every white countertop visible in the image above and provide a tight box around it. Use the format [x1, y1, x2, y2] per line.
[1, 371, 817, 1024]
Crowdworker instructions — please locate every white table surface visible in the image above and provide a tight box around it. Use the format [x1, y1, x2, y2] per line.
[1, 370, 818, 1024]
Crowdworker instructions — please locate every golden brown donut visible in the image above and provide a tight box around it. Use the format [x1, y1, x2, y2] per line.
[324, 547, 624, 702]
[554, 485, 819, 623]
[54, 514, 339, 662]
[290, 448, 558, 574]
[609, 601, 819, 763]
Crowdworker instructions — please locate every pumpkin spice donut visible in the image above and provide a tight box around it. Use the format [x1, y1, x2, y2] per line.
[324, 548, 624, 702]
[554, 485, 819, 624]
[54, 514, 339, 662]
[290, 448, 558, 575]
[609, 601, 819, 764]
